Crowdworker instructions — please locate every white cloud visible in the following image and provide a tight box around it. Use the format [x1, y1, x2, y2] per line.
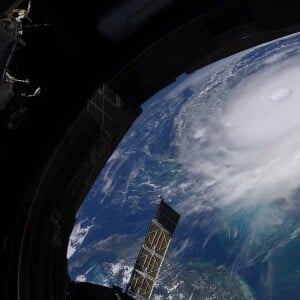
[102, 260, 133, 288]
[74, 267, 94, 283]
[176, 54, 300, 210]
[173, 238, 191, 257]
[67, 220, 94, 259]
[75, 274, 87, 282]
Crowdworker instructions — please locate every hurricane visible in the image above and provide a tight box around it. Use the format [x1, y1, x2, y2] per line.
[176, 53, 300, 206]
[68, 33, 300, 299]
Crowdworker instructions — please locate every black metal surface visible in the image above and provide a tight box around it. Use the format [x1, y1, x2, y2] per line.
[155, 200, 180, 234]
[0, 27, 16, 82]
[70, 282, 134, 300]
[0, 0, 24, 17]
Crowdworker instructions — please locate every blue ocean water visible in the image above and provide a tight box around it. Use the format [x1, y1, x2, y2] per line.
[68, 33, 300, 299]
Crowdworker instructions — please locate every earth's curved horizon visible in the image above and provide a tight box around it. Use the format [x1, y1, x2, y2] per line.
[68, 32, 300, 299]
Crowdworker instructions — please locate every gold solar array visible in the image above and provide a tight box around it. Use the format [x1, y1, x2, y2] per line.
[127, 199, 180, 300]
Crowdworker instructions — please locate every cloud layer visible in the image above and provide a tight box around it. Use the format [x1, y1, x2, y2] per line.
[67, 219, 94, 259]
[176, 54, 300, 208]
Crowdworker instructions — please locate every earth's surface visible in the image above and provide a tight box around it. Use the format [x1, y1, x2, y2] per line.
[68, 33, 300, 299]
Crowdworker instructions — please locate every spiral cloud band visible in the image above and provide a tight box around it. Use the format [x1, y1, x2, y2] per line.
[175, 36, 300, 208]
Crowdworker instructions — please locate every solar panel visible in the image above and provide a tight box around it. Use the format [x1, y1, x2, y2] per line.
[126, 198, 180, 300]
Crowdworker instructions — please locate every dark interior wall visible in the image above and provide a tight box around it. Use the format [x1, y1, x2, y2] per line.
[1, 1, 300, 300]
[0, 0, 23, 16]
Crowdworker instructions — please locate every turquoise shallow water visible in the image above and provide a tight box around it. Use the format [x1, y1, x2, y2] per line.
[215, 199, 300, 299]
